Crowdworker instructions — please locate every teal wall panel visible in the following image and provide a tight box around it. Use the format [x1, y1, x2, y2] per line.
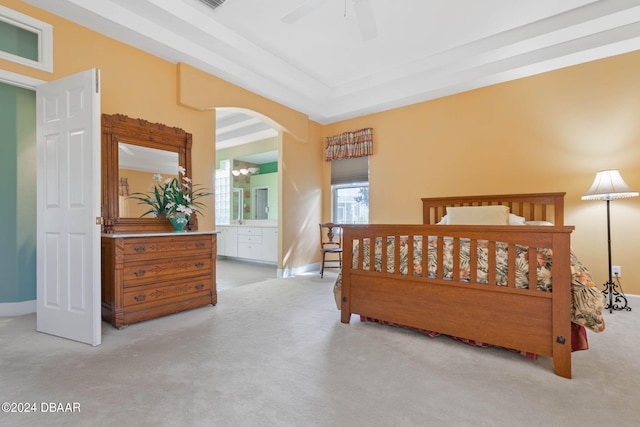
[0, 20, 39, 61]
[0, 82, 36, 303]
[16, 86, 36, 301]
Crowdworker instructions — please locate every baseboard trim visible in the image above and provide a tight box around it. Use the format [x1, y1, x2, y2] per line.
[0, 300, 36, 317]
[280, 262, 320, 278]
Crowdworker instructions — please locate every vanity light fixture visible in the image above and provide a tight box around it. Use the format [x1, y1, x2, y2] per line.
[231, 167, 259, 176]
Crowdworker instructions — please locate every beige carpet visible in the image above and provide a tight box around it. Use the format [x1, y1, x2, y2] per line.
[1, 266, 638, 426]
[216, 258, 278, 290]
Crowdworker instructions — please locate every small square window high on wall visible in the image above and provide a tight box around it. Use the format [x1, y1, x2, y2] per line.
[0, 5, 53, 72]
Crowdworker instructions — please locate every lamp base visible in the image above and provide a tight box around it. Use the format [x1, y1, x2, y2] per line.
[602, 280, 632, 313]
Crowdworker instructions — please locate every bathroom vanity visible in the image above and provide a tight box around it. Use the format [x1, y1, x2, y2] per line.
[217, 223, 277, 263]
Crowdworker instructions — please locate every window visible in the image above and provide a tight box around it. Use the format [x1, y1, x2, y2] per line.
[333, 183, 369, 224]
[214, 160, 231, 224]
[330, 156, 369, 224]
[0, 5, 53, 72]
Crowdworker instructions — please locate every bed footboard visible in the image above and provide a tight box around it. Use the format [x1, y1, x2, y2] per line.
[339, 224, 574, 378]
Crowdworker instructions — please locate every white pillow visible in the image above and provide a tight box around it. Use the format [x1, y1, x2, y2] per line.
[438, 212, 525, 225]
[525, 220, 554, 226]
[508, 213, 526, 225]
[437, 215, 449, 225]
[446, 205, 510, 225]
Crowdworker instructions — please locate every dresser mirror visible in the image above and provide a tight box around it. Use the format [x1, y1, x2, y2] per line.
[118, 143, 179, 218]
[101, 113, 194, 233]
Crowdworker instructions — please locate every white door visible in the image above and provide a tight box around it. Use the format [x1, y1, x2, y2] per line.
[36, 69, 101, 346]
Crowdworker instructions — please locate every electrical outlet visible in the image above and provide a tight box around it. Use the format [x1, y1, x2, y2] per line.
[612, 265, 622, 277]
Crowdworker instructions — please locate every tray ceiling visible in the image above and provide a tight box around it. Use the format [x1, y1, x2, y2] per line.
[23, 0, 640, 147]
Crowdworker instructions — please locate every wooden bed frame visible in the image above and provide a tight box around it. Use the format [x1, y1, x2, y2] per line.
[339, 192, 576, 378]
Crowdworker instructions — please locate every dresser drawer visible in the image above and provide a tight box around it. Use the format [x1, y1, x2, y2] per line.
[123, 255, 212, 284]
[123, 235, 212, 260]
[124, 276, 212, 307]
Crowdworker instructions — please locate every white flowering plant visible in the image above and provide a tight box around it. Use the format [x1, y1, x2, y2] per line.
[128, 166, 212, 219]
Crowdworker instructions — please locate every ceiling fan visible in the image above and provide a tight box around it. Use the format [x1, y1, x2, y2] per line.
[281, 0, 378, 41]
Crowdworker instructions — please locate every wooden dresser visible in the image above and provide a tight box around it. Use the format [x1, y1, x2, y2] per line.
[101, 231, 218, 328]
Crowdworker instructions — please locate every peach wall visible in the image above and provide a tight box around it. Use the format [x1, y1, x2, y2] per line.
[119, 168, 150, 218]
[177, 66, 323, 272]
[4, 0, 639, 291]
[281, 123, 324, 273]
[2, 0, 323, 273]
[322, 51, 640, 295]
[119, 169, 178, 218]
[1, 0, 217, 230]
[178, 63, 309, 143]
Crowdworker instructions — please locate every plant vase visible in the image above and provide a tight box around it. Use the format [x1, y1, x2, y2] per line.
[170, 213, 188, 232]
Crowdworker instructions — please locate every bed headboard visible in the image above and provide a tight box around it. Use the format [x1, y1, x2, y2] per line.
[421, 192, 565, 225]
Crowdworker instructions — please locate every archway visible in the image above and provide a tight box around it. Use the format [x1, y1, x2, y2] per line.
[214, 108, 282, 276]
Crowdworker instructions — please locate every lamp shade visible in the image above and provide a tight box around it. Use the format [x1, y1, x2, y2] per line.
[582, 169, 639, 201]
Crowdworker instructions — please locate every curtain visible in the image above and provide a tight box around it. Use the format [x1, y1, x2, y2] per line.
[331, 156, 368, 184]
[119, 177, 129, 197]
[118, 177, 130, 217]
[325, 128, 373, 161]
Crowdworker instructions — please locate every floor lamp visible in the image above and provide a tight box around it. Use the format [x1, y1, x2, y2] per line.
[582, 169, 638, 313]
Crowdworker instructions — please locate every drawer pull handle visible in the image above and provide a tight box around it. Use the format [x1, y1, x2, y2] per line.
[134, 246, 146, 253]
[134, 294, 146, 302]
[195, 283, 204, 290]
[196, 242, 205, 248]
[133, 270, 146, 277]
[195, 262, 204, 268]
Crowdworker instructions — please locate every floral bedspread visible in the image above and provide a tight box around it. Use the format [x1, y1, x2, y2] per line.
[334, 236, 606, 333]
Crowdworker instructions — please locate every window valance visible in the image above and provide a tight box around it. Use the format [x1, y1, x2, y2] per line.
[325, 128, 373, 161]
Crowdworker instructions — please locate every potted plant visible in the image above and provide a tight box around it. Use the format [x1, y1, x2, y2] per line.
[128, 166, 212, 230]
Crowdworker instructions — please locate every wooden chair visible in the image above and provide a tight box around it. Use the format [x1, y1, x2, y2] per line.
[319, 222, 343, 278]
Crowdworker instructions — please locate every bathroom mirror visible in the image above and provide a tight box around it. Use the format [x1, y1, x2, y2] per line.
[252, 187, 269, 220]
[101, 113, 193, 233]
[232, 188, 243, 223]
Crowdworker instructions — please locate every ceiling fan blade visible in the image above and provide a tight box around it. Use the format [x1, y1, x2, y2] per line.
[281, 0, 325, 24]
[353, 0, 378, 40]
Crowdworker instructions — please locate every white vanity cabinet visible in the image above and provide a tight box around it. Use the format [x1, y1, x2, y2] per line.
[262, 227, 278, 262]
[217, 226, 238, 257]
[217, 224, 277, 264]
[238, 227, 263, 259]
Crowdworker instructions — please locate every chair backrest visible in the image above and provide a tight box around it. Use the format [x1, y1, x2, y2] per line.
[319, 222, 342, 249]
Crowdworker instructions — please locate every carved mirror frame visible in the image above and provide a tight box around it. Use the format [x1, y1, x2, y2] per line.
[101, 113, 196, 233]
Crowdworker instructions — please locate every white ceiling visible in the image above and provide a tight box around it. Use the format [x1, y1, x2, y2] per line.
[119, 142, 179, 174]
[215, 108, 278, 149]
[24, 0, 640, 148]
